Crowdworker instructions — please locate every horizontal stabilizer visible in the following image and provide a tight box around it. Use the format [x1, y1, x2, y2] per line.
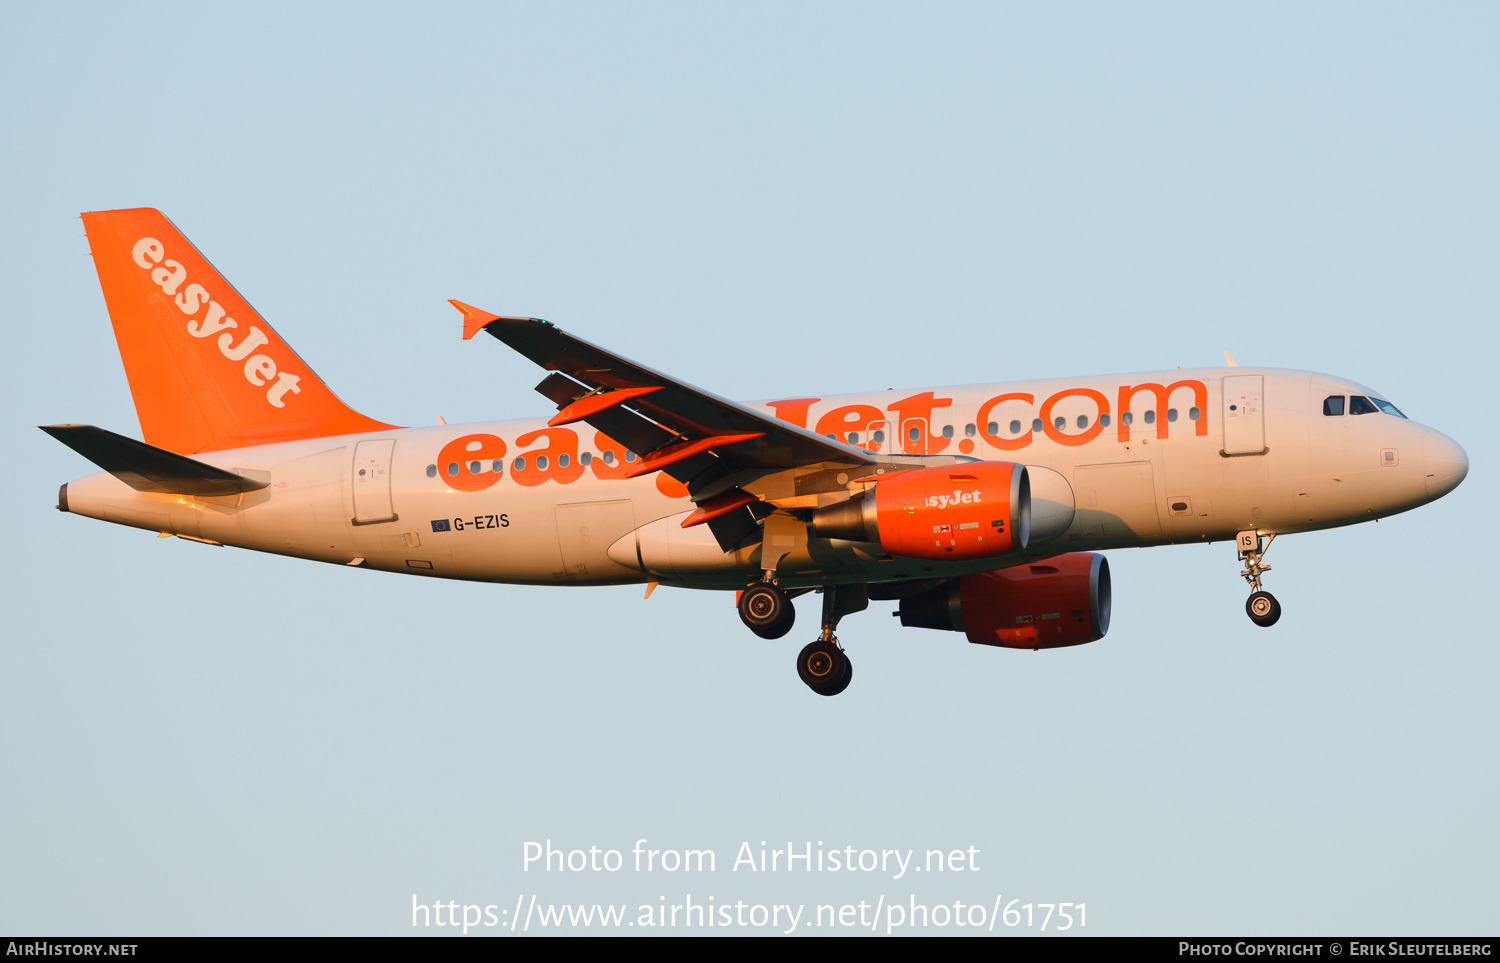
[39, 425, 269, 496]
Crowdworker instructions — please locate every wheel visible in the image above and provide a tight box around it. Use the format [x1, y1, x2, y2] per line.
[1246, 591, 1281, 627]
[822, 655, 853, 696]
[740, 584, 794, 639]
[797, 640, 849, 694]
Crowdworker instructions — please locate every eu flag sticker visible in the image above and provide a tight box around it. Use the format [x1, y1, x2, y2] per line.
[430, 519, 452, 533]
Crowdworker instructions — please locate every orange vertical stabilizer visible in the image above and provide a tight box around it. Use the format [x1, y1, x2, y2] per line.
[81, 208, 397, 454]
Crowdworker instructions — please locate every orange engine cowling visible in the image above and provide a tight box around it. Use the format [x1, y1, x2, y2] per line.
[811, 461, 1030, 561]
[896, 552, 1111, 648]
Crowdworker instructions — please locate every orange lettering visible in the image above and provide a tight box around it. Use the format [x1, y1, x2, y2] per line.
[590, 431, 637, 480]
[765, 398, 820, 428]
[814, 404, 885, 451]
[887, 391, 953, 454]
[1040, 388, 1109, 447]
[437, 434, 507, 492]
[975, 393, 1034, 452]
[1117, 380, 1208, 442]
[656, 473, 690, 498]
[512, 428, 585, 486]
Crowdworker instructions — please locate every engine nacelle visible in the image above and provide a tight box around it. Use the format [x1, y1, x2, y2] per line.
[897, 552, 1111, 648]
[811, 461, 1030, 561]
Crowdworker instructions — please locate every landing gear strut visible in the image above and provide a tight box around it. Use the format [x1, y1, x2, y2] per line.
[796, 584, 867, 696]
[1237, 531, 1281, 627]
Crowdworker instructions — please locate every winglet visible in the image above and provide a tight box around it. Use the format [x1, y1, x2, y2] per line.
[450, 299, 502, 340]
[1224, 351, 1239, 367]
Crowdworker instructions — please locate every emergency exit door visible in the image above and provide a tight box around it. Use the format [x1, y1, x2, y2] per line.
[1222, 375, 1266, 455]
[352, 438, 398, 524]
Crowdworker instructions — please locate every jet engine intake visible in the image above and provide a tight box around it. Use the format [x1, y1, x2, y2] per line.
[897, 552, 1110, 648]
[811, 461, 1030, 561]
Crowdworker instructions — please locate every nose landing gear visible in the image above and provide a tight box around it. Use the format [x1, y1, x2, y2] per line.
[1237, 530, 1281, 627]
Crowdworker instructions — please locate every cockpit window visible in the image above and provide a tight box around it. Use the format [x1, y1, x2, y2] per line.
[1349, 395, 1378, 415]
[1371, 397, 1407, 419]
[1323, 395, 1345, 416]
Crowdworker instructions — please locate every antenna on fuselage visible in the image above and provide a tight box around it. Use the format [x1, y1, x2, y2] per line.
[1224, 351, 1239, 367]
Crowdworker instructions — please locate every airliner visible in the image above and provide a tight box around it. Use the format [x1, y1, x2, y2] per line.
[45, 209, 1469, 695]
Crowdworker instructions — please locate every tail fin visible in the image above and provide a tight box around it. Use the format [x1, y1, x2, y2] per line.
[80, 208, 396, 454]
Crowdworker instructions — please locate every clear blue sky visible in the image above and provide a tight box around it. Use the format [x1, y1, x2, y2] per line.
[1, 1, 1493, 935]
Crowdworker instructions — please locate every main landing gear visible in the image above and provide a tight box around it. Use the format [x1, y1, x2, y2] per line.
[737, 581, 868, 695]
[1237, 530, 1282, 628]
[738, 583, 796, 639]
[795, 584, 868, 697]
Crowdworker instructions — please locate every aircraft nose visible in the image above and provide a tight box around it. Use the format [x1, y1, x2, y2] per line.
[1422, 429, 1469, 498]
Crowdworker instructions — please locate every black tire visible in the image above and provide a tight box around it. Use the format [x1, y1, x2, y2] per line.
[797, 640, 849, 693]
[740, 585, 794, 639]
[822, 655, 853, 696]
[1246, 591, 1281, 627]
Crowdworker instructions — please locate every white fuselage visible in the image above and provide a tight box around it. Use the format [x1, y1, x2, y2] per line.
[60, 367, 1466, 590]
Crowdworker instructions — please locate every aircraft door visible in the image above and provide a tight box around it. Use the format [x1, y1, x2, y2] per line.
[352, 438, 398, 524]
[901, 418, 929, 454]
[1222, 375, 1266, 455]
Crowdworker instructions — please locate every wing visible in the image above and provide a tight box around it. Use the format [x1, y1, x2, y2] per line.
[453, 300, 873, 480]
[452, 300, 878, 550]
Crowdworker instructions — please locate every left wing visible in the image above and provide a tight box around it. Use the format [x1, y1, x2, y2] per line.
[452, 300, 874, 485]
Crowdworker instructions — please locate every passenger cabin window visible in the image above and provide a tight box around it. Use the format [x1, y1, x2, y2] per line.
[1076, 415, 1089, 429]
[1008, 420, 1020, 435]
[602, 450, 615, 465]
[426, 464, 437, 478]
[513, 457, 525, 471]
[1032, 419, 1044, 433]
[872, 430, 885, 443]
[1099, 413, 1110, 427]
[469, 460, 481, 474]
[941, 425, 954, 439]
[1144, 410, 1156, 424]
[580, 451, 593, 466]
[447, 463, 459, 477]
[491, 460, 503, 472]
[1323, 395, 1345, 416]
[1189, 406, 1201, 421]
[1054, 416, 1066, 430]
[1121, 412, 1133, 426]
[558, 453, 570, 468]
[964, 423, 977, 437]
[1167, 408, 1178, 422]
[536, 455, 550, 470]
[1349, 395, 1378, 415]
